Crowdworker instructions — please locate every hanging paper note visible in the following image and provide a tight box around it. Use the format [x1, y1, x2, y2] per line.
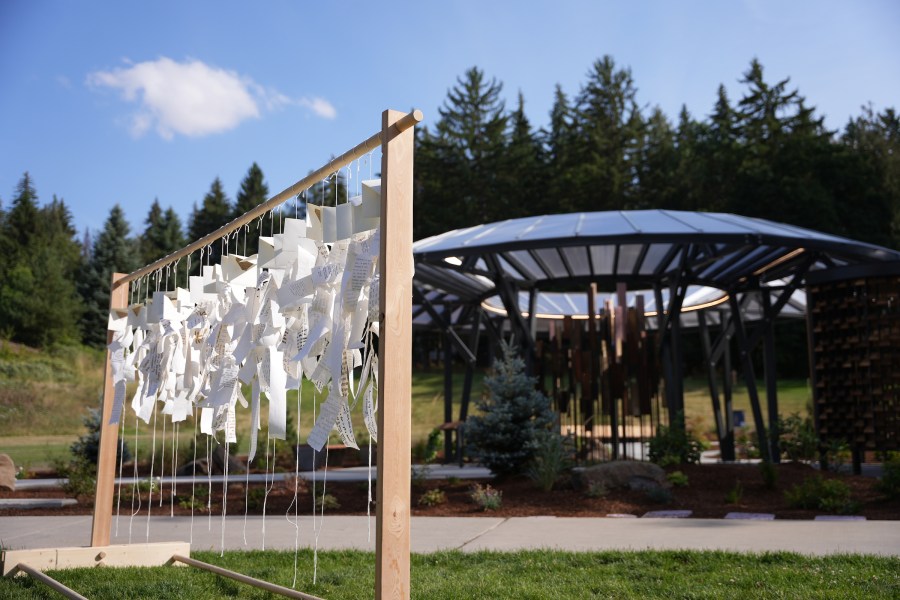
[335, 398, 359, 449]
[266, 347, 287, 439]
[363, 382, 377, 443]
[307, 393, 341, 452]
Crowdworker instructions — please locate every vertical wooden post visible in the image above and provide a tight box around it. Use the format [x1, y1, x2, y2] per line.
[91, 272, 129, 547]
[376, 110, 414, 599]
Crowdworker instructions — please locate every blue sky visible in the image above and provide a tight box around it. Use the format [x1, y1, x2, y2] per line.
[1, 0, 898, 239]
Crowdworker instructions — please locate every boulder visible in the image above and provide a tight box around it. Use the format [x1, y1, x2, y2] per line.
[573, 460, 669, 492]
[0, 453, 16, 491]
[210, 445, 247, 475]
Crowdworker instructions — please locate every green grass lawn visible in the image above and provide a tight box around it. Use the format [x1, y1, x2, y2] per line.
[1, 549, 897, 599]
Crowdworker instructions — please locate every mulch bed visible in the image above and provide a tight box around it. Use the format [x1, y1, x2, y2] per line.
[2, 462, 897, 520]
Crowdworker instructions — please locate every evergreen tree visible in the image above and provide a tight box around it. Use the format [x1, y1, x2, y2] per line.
[188, 177, 232, 267]
[503, 91, 546, 218]
[567, 56, 644, 211]
[635, 107, 678, 209]
[843, 106, 900, 247]
[140, 199, 184, 265]
[465, 342, 557, 477]
[0, 175, 83, 346]
[544, 85, 579, 213]
[234, 162, 270, 254]
[80, 205, 138, 347]
[729, 59, 840, 232]
[415, 67, 509, 238]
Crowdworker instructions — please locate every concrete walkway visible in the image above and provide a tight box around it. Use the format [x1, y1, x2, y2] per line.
[2, 515, 898, 556]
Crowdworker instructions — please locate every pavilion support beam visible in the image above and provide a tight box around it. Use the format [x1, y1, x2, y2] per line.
[762, 290, 781, 463]
[459, 309, 483, 423]
[698, 309, 729, 459]
[443, 332, 454, 461]
[728, 294, 771, 463]
[721, 309, 735, 459]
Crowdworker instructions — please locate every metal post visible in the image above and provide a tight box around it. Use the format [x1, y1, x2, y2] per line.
[762, 290, 781, 463]
[728, 294, 771, 462]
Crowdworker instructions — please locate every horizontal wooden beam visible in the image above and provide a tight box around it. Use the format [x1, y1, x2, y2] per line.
[2, 542, 189, 576]
[121, 109, 423, 285]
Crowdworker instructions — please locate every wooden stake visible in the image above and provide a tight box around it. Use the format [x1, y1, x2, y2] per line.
[91, 272, 129, 547]
[375, 109, 414, 600]
[13, 563, 87, 600]
[172, 555, 324, 600]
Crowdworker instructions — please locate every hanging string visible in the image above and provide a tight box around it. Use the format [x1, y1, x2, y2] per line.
[261, 435, 277, 550]
[313, 444, 330, 586]
[190, 404, 198, 544]
[128, 413, 141, 543]
[114, 394, 127, 539]
[171, 421, 178, 517]
[287, 380, 302, 588]
[220, 439, 229, 557]
[159, 412, 166, 510]
[207, 435, 212, 530]
[146, 402, 158, 542]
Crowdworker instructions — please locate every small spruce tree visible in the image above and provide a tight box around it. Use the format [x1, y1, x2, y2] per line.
[466, 341, 556, 477]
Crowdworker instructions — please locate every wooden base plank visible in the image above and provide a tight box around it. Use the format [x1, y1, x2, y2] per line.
[2, 542, 190, 576]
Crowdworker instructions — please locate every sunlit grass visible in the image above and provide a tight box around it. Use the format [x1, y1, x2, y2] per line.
[0, 550, 897, 599]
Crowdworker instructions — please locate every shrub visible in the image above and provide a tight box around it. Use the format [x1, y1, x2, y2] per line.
[778, 412, 818, 462]
[54, 456, 96, 499]
[70, 407, 132, 467]
[785, 475, 859, 514]
[725, 480, 743, 505]
[877, 453, 900, 500]
[824, 439, 850, 473]
[648, 412, 704, 466]
[469, 483, 502, 511]
[417, 488, 447, 507]
[759, 461, 778, 490]
[526, 431, 573, 491]
[465, 341, 556, 477]
[315, 493, 341, 511]
[413, 428, 442, 464]
[584, 481, 608, 498]
[667, 470, 689, 487]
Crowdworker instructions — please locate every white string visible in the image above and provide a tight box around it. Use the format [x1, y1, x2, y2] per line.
[313, 444, 329, 585]
[243, 444, 251, 546]
[190, 405, 197, 544]
[286, 382, 302, 588]
[114, 403, 127, 538]
[171, 422, 178, 517]
[261, 435, 276, 550]
[146, 402, 158, 542]
[207, 435, 212, 530]
[159, 410, 166, 508]
[220, 439, 229, 557]
[128, 414, 140, 543]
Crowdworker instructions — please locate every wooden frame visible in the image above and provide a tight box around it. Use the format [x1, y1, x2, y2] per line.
[3, 109, 420, 600]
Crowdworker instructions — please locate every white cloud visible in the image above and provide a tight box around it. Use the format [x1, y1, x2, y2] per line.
[298, 96, 337, 120]
[87, 57, 336, 139]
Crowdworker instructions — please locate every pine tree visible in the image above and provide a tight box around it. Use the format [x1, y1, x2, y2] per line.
[140, 199, 184, 265]
[635, 107, 678, 209]
[568, 56, 644, 211]
[0, 175, 83, 346]
[188, 178, 232, 267]
[465, 341, 557, 478]
[416, 67, 509, 238]
[502, 91, 546, 218]
[729, 59, 840, 232]
[80, 205, 138, 347]
[234, 163, 270, 254]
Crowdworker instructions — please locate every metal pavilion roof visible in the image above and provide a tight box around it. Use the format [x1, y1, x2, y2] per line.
[413, 209, 900, 300]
